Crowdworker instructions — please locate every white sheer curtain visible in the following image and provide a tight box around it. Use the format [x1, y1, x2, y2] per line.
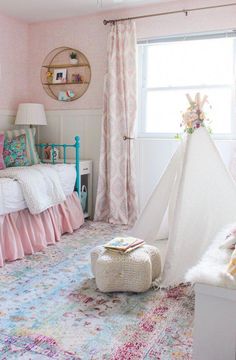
[94, 21, 138, 225]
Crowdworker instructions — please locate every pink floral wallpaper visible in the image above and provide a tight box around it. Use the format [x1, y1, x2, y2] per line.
[28, 0, 236, 110]
[2, 0, 236, 111]
[0, 13, 29, 110]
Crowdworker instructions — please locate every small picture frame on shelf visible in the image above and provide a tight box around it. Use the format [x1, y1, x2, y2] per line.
[53, 68, 67, 83]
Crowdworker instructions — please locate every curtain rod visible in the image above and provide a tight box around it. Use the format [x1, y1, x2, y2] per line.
[103, 2, 236, 25]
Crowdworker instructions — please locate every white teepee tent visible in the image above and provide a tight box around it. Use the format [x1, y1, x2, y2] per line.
[131, 127, 236, 287]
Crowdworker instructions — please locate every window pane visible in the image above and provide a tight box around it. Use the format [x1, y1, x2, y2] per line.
[146, 38, 234, 87]
[145, 88, 232, 134]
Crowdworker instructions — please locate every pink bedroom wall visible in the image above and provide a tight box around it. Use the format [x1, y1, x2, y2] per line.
[0, 0, 235, 111]
[0, 13, 29, 111]
[28, 0, 236, 110]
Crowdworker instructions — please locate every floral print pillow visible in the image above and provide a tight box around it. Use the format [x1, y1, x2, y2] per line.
[0, 133, 5, 170]
[3, 134, 30, 167]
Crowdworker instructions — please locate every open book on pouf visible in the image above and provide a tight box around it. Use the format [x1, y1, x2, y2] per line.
[104, 237, 145, 254]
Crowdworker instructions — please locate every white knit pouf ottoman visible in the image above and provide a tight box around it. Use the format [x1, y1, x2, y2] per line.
[91, 245, 161, 293]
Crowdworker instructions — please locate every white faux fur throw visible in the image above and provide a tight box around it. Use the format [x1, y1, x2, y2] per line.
[185, 224, 236, 289]
[0, 164, 66, 214]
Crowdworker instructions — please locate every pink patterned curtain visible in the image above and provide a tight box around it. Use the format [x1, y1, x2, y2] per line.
[94, 21, 138, 225]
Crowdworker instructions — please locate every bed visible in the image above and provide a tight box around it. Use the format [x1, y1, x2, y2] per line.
[0, 163, 76, 215]
[0, 133, 84, 266]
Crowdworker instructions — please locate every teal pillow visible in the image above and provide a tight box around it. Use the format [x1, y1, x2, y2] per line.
[1, 127, 40, 165]
[3, 134, 30, 167]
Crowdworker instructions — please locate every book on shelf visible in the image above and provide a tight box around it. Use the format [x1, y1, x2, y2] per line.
[104, 237, 145, 254]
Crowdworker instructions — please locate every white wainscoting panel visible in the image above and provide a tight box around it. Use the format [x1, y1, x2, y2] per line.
[39, 109, 236, 216]
[1, 108, 236, 219]
[38, 109, 102, 214]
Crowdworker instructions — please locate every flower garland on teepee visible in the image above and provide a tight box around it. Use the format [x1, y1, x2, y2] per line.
[180, 92, 211, 135]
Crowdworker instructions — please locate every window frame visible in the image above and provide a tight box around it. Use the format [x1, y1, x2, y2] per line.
[138, 31, 236, 140]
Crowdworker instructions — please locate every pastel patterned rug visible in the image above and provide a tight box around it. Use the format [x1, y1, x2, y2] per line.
[0, 222, 194, 359]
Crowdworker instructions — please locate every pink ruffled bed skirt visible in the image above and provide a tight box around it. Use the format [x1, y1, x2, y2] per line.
[0, 192, 84, 266]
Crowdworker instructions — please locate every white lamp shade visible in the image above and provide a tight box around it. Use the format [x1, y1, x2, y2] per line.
[15, 103, 47, 126]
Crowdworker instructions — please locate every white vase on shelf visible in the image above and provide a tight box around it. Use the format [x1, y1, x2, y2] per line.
[70, 58, 78, 65]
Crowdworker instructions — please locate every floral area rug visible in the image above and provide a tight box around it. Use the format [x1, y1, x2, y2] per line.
[0, 221, 194, 359]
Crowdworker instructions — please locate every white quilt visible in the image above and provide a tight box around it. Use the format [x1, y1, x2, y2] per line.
[0, 164, 66, 214]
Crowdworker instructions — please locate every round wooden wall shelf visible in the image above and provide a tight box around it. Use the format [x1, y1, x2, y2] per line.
[41, 46, 91, 102]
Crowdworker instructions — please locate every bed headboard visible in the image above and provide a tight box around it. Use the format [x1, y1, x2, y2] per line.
[36, 136, 80, 194]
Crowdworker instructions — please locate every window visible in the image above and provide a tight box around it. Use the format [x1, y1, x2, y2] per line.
[138, 33, 236, 137]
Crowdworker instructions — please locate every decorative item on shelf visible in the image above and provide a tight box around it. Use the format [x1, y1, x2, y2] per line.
[44, 145, 59, 161]
[71, 73, 81, 83]
[46, 71, 53, 83]
[58, 90, 75, 101]
[67, 90, 75, 98]
[69, 51, 78, 65]
[53, 68, 67, 84]
[58, 91, 67, 101]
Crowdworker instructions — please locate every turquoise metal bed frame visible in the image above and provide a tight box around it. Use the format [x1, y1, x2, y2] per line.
[36, 136, 80, 195]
